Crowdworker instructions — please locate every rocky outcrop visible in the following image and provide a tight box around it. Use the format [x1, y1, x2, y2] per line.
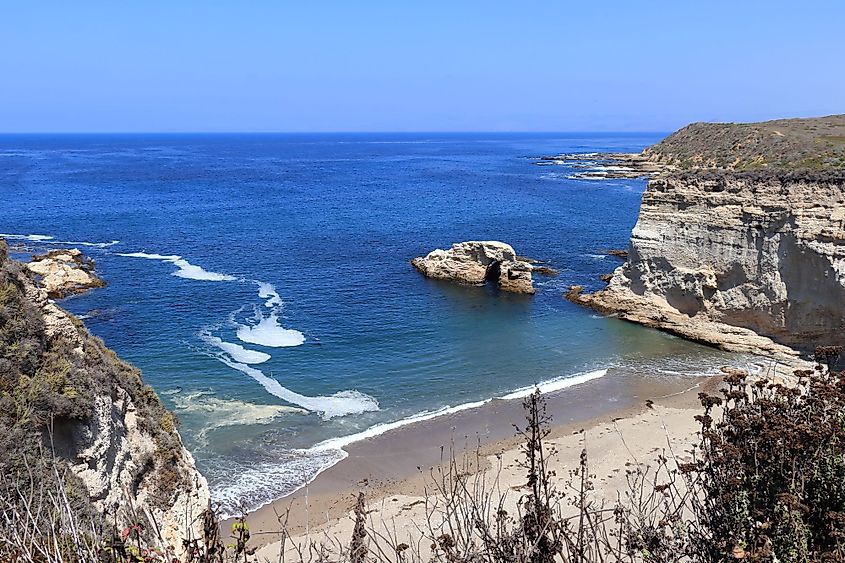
[572, 146, 845, 358]
[0, 239, 209, 555]
[26, 248, 106, 298]
[412, 241, 535, 294]
[535, 152, 666, 179]
[61, 387, 209, 554]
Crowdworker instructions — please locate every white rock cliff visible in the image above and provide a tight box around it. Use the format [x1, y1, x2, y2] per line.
[7, 242, 210, 556]
[574, 171, 845, 358]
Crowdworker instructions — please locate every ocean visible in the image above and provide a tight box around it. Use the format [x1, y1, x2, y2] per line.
[0, 132, 736, 515]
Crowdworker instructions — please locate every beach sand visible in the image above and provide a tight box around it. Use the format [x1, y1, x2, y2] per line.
[226, 369, 720, 560]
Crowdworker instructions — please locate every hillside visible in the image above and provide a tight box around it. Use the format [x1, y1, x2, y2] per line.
[643, 114, 845, 171]
[0, 239, 209, 558]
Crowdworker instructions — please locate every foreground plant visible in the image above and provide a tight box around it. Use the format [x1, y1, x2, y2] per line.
[6, 346, 845, 563]
[625, 346, 845, 562]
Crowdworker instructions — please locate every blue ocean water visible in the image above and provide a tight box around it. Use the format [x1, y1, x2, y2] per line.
[0, 133, 733, 513]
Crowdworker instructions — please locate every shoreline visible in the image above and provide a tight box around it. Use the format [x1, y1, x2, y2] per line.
[234, 367, 721, 551]
[214, 368, 611, 520]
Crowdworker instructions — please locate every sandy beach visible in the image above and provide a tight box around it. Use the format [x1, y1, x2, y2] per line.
[231, 368, 723, 560]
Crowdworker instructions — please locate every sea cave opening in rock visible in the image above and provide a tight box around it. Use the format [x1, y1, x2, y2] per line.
[484, 260, 502, 287]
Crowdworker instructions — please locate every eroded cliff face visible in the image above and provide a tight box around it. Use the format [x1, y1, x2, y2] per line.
[575, 171, 845, 357]
[0, 240, 209, 554]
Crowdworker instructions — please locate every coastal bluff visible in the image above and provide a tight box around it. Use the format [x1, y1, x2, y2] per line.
[0, 239, 209, 555]
[571, 115, 845, 357]
[412, 241, 535, 294]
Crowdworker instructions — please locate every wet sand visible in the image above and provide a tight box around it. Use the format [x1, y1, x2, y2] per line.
[232, 369, 717, 552]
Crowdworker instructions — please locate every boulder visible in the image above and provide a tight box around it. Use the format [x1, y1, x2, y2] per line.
[26, 248, 106, 298]
[412, 241, 535, 294]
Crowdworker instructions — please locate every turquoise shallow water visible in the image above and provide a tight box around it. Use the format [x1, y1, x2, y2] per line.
[0, 133, 735, 514]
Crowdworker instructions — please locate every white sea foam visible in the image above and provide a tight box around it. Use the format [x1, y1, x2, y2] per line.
[57, 239, 120, 248]
[215, 356, 379, 419]
[211, 367, 611, 516]
[172, 391, 304, 425]
[212, 449, 345, 518]
[200, 332, 271, 364]
[171, 391, 305, 448]
[313, 400, 489, 451]
[0, 233, 120, 247]
[118, 252, 180, 260]
[256, 281, 283, 307]
[316, 368, 609, 451]
[236, 309, 305, 347]
[498, 369, 608, 400]
[1, 233, 55, 241]
[594, 165, 634, 172]
[117, 252, 236, 281]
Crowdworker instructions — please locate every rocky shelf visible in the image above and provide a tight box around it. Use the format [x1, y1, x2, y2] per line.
[25, 248, 106, 298]
[534, 152, 665, 180]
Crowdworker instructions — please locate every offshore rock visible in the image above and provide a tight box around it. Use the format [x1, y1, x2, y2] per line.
[26, 248, 106, 298]
[412, 241, 535, 294]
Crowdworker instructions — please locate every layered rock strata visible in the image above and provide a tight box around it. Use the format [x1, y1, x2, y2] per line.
[572, 170, 845, 359]
[412, 241, 536, 294]
[569, 116, 845, 361]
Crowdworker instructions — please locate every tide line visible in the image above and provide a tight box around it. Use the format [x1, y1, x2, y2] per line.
[314, 368, 608, 452]
[222, 367, 611, 518]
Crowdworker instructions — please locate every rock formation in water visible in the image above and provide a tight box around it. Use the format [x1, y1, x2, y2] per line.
[0, 239, 209, 554]
[535, 152, 664, 179]
[570, 115, 845, 358]
[412, 241, 536, 294]
[26, 248, 106, 298]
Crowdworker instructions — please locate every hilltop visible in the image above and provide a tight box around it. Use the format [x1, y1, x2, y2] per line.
[643, 114, 845, 171]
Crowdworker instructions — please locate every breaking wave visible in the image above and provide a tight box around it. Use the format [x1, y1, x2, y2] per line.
[235, 308, 305, 348]
[117, 252, 236, 281]
[213, 356, 379, 419]
[211, 449, 346, 519]
[213, 367, 610, 517]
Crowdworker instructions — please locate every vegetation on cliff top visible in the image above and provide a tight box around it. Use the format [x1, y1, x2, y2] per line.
[0, 239, 187, 540]
[644, 114, 845, 172]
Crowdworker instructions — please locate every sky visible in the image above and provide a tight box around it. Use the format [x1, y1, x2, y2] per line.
[1, 1, 843, 133]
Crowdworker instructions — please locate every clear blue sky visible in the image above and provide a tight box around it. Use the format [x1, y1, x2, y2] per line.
[1, 1, 843, 132]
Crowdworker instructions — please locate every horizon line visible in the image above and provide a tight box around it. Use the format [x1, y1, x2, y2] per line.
[0, 130, 670, 136]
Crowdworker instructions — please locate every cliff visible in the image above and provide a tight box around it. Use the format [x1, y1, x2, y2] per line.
[0, 239, 209, 555]
[571, 116, 845, 359]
